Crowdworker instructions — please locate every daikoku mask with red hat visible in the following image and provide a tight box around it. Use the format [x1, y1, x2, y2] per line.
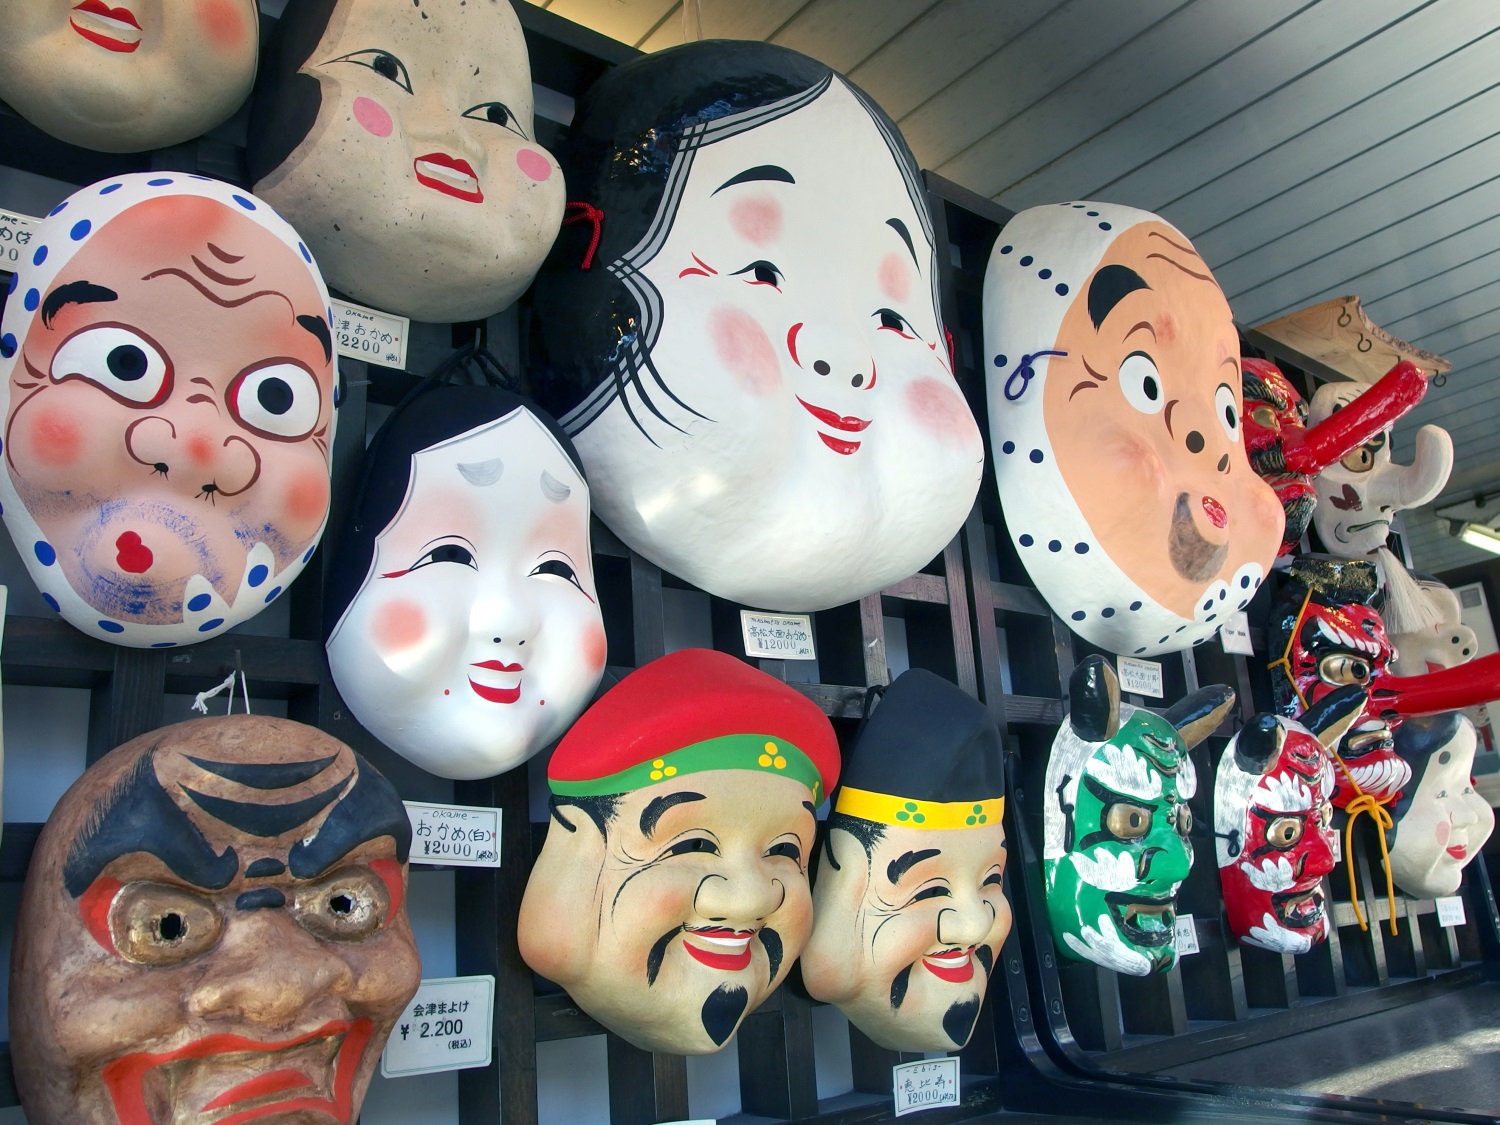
[0, 173, 337, 647]
[518, 648, 839, 1054]
[11, 716, 420, 1125]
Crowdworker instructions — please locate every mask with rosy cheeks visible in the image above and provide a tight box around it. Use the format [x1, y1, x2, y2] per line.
[518, 649, 840, 1054]
[0, 0, 258, 153]
[983, 203, 1285, 657]
[531, 41, 981, 613]
[1386, 713, 1496, 898]
[10, 715, 421, 1125]
[248, 0, 564, 322]
[0, 174, 337, 647]
[325, 386, 605, 780]
[1214, 689, 1365, 955]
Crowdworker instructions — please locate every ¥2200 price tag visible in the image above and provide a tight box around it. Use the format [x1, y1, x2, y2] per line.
[404, 801, 500, 868]
[332, 298, 409, 370]
[0, 208, 41, 274]
[382, 975, 494, 1078]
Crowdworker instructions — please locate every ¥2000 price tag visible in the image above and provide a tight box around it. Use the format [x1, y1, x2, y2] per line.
[1436, 895, 1467, 928]
[382, 975, 494, 1078]
[893, 1057, 960, 1116]
[404, 801, 500, 867]
[0, 208, 41, 274]
[332, 297, 409, 370]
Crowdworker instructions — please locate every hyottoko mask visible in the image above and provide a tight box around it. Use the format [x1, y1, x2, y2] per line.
[248, 0, 565, 322]
[0, 0, 259, 153]
[1307, 380, 1452, 556]
[1386, 713, 1495, 898]
[1214, 688, 1364, 954]
[802, 669, 1010, 1052]
[518, 648, 840, 1054]
[10, 716, 421, 1125]
[0, 174, 337, 647]
[530, 41, 982, 613]
[983, 203, 1284, 657]
[1043, 656, 1234, 975]
[325, 384, 607, 780]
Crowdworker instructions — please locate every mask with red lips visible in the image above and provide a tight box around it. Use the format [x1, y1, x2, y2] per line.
[1385, 713, 1496, 898]
[11, 715, 420, 1125]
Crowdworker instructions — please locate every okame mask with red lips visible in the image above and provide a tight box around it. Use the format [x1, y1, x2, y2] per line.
[518, 648, 840, 1054]
[1385, 713, 1496, 898]
[10, 715, 421, 1125]
[531, 41, 982, 613]
[0, 0, 259, 153]
[983, 203, 1285, 657]
[248, 0, 565, 322]
[0, 174, 337, 647]
[325, 384, 606, 780]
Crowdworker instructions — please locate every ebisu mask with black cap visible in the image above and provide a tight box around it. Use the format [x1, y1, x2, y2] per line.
[518, 648, 840, 1054]
[802, 668, 1010, 1052]
[982, 202, 1285, 657]
[11, 715, 420, 1125]
[1043, 655, 1234, 975]
[0, 173, 338, 648]
[530, 40, 982, 613]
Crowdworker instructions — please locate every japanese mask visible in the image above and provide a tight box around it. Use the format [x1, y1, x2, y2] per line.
[1307, 380, 1452, 556]
[530, 41, 982, 613]
[248, 0, 565, 322]
[1386, 712, 1495, 898]
[1241, 358, 1427, 557]
[1043, 655, 1234, 975]
[11, 715, 421, 1125]
[518, 648, 840, 1054]
[1213, 687, 1364, 955]
[1380, 564, 1478, 679]
[983, 202, 1284, 657]
[0, 0, 258, 153]
[325, 384, 606, 780]
[0, 174, 337, 647]
[802, 668, 1009, 1053]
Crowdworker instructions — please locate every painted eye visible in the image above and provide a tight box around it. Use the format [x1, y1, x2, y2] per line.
[1215, 383, 1239, 440]
[1318, 652, 1372, 686]
[1340, 432, 1385, 473]
[294, 868, 390, 943]
[1175, 803, 1194, 838]
[1265, 816, 1304, 849]
[1105, 802, 1153, 840]
[665, 837, 719, 858]
[875, 308, 916, 338]
[110, 882, 224, 965]
[530, 557, 585, 593]
[1250, 405, 1281, 431]
[731, 260, 782, 287]
[50, 325, 170, 405]
[766, 841, 802, 863]
[983, 872, 1004, 888]
[228, 361, 322, 440]
[1319, 803, 1333, 829]
[461, 101, 527, 138]
[910, 885, 951, 903]
[331, 49, 413, 94]
[1117, 351, 1164, 415]
[411, 541, 477, 571]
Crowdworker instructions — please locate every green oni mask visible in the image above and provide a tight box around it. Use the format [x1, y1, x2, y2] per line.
[1043, 656, 1234, 975]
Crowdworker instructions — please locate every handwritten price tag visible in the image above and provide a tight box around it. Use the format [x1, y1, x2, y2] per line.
[893, 1057, 960, 1116]
[404, 801, 501, 868]
[0, 209, 41, 274]
[1436, 895, 1467, 927]
[740, 610, 816, 660]
[332, 298, 409, 370]
[382, 975, 494, 1078]
[1173, 913, 1200, 956]
[1219, 611, 1255, 656]
[1117, 656, 1164, 698]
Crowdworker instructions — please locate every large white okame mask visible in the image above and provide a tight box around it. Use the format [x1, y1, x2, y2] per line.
[983, 203, 1285, 656]
[325, 386, 606, 780]
[532, 41, 983, 613]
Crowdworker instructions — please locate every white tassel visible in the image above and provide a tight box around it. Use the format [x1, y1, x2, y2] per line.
[190, 670, 253, 716]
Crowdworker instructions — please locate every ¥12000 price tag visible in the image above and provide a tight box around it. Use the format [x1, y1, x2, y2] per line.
[404, 801, 500, 867]
[331, 297, 409, 370]
[0, 208, 41, 274]
[382, 975, 494, 1078]
[1117, 656, 1164, 699]
[893, 1057, 960, 1116]
[740, 610, 816, 660]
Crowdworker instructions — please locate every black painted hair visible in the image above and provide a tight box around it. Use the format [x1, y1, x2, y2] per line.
[1388, 712, 1468, 826]
[246, 0, 338, 185]
[530, 39, 936, 444]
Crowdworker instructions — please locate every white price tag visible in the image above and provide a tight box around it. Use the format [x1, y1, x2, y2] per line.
[1218, 611, 1255, 656]
[404, 801, 500, 867]
[893, 1057, 960, 1116]
[1116, 656, 1164, 698]
[331, 298, 409, 370]
[0, 208, 41, 274]
[740, 610, 816, 660]
[1436, 895, 1467, 928]
[382, 975, 494, 1078]
[1173, 913, 1199, 956]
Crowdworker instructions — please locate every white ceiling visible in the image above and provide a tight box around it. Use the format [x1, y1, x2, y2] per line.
[527, 0, 1500, 575]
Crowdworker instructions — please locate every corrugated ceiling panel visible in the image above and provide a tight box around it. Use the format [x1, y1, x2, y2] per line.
[770, 0, 941, 74]
[1365, 247, 1500, 327]
[544, 0, 677, 47]
[1316, 215, 1500, 324]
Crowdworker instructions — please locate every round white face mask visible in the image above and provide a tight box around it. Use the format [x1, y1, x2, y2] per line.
[327, 408, 606, 780]
[1388, 715, 1495, 899]
[562, 75, 982, 613]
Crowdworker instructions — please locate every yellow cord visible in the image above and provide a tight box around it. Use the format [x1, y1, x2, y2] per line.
[1330, 752, 1399, 936]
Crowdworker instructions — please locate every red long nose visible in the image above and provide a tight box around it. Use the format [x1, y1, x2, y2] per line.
[1282, 360, 1427, 475]
[1368, 650, 1500, 718]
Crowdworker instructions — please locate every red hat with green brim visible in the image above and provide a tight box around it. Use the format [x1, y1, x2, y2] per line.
[548, 648, 840, 805]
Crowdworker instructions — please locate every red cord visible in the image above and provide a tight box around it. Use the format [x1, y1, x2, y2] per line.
[944, 326, 956, 372]
[564, 202, 604, 270]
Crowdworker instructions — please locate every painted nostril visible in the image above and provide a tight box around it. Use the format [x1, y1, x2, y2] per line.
[851, 374, 864, 388]
[1185, 430, 1205, 454]
[1217, 454, 1229, 472]
[813, 360, 831, 376]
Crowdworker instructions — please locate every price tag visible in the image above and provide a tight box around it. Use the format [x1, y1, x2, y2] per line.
[404, 801, 500, 867]
[1218, 611, 1255, 655]
[331, 297, 409, 370]
[1436, 895, 1467, 928]
[740, 610, 816, 660]
[1173, 913, 1199, 956]
[382, 975, 494, 1078]
[1117, 656, 1164, 698]
[1331, 831, 1341, 863]
[0, 208, 41, 274]
[893, 1057, 960, 1116]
